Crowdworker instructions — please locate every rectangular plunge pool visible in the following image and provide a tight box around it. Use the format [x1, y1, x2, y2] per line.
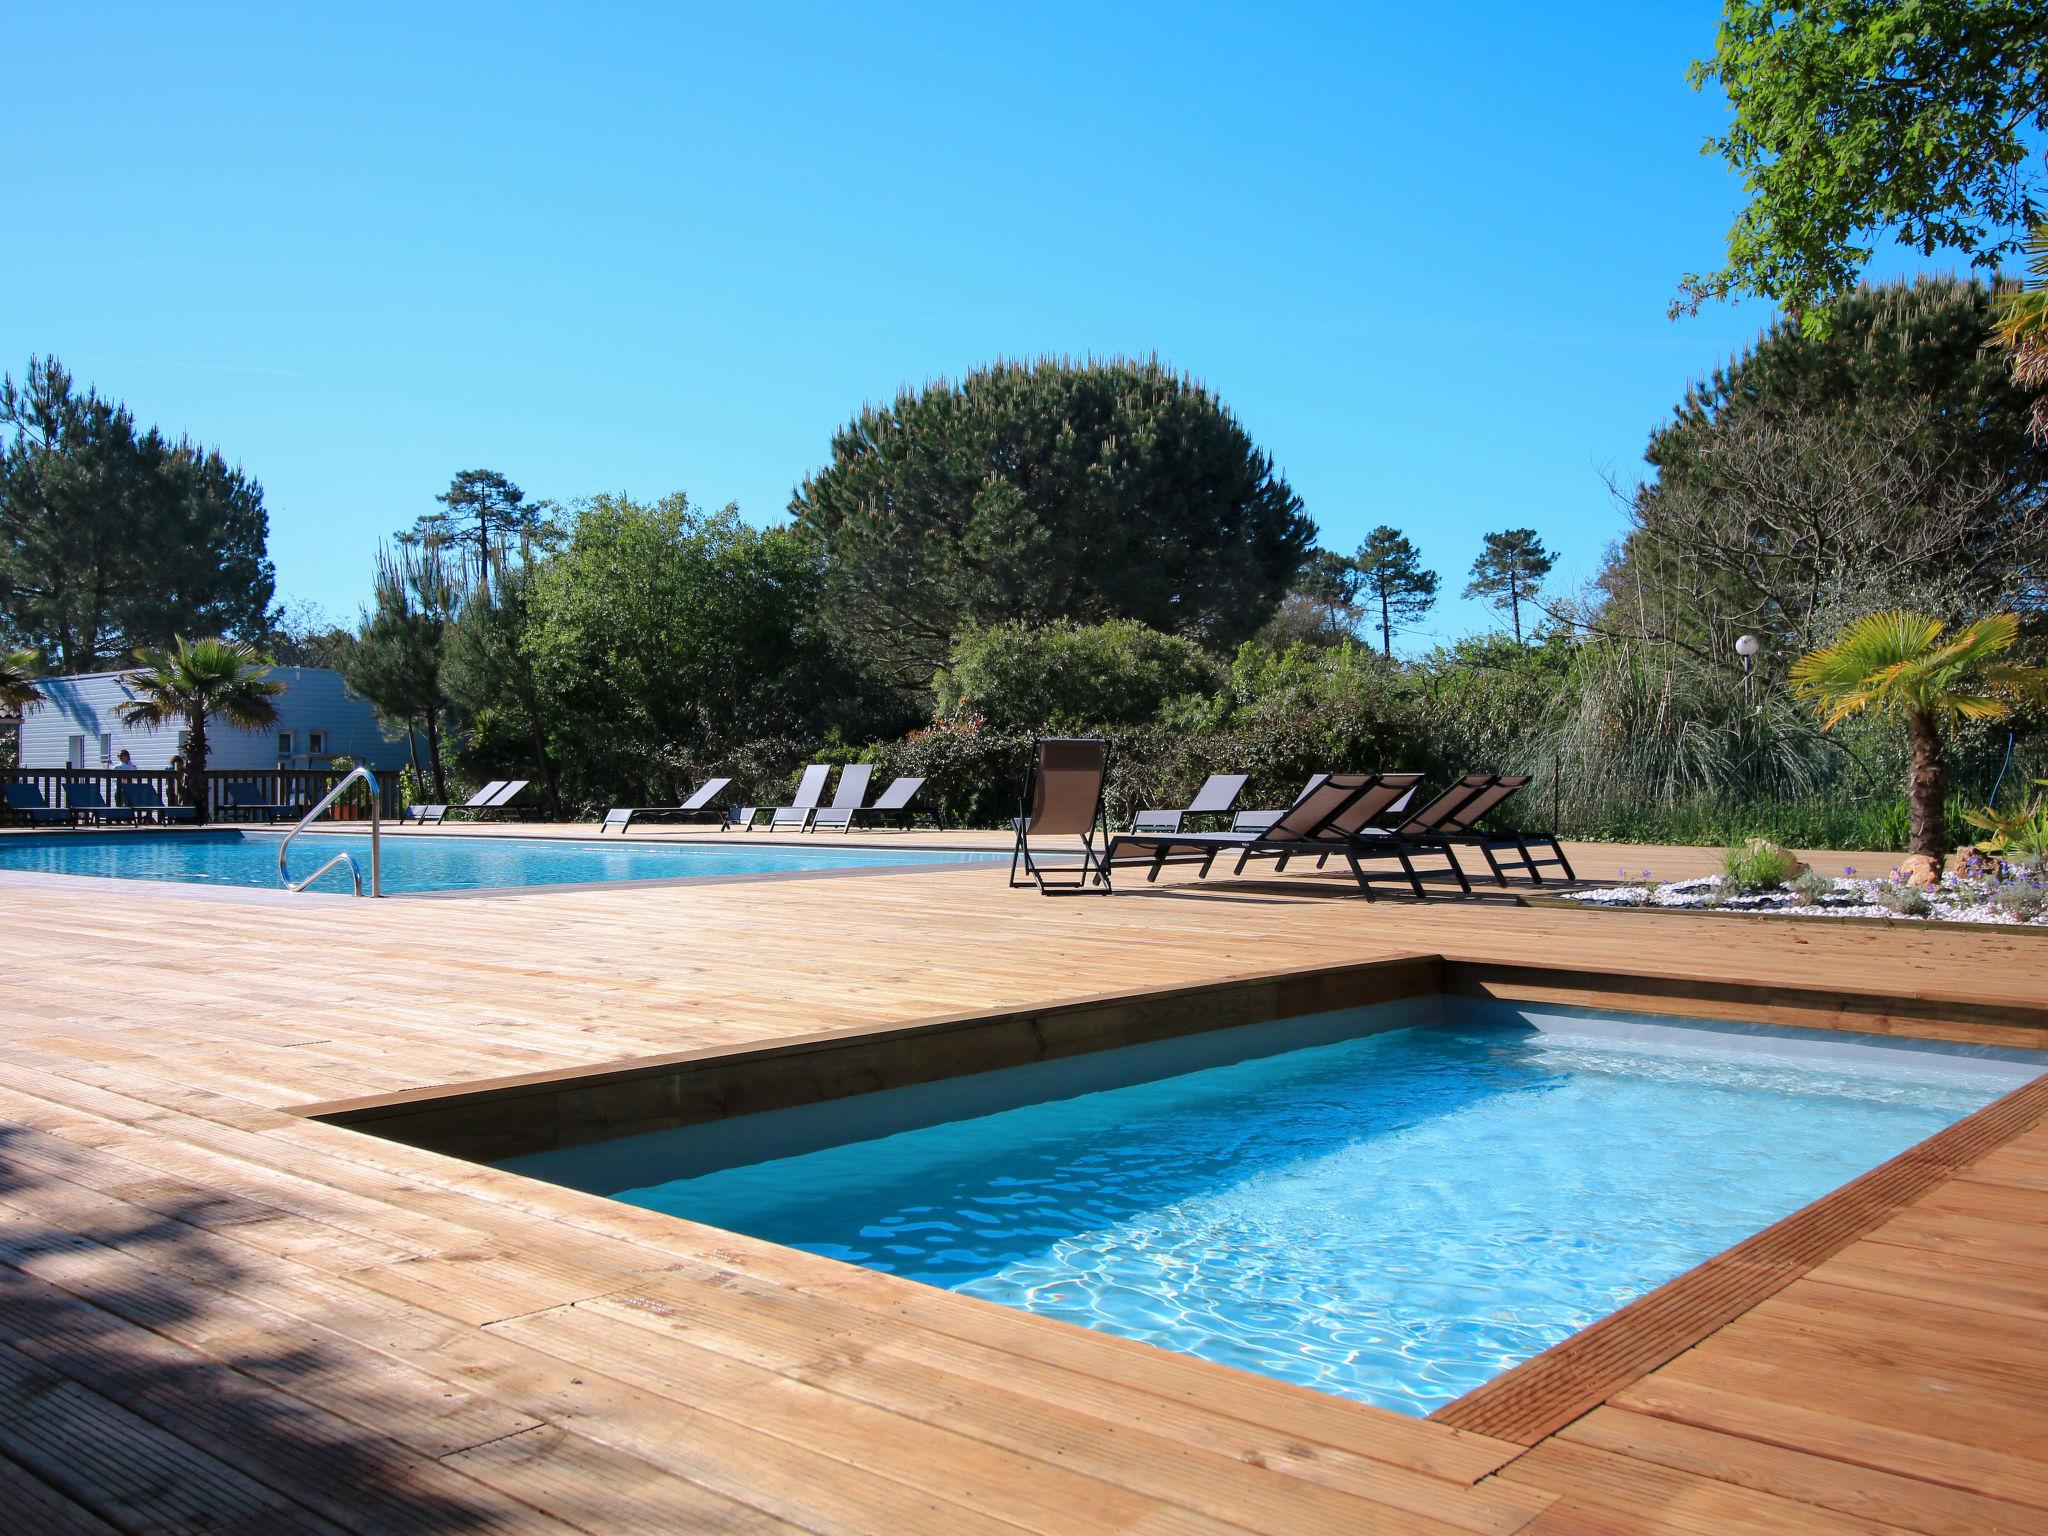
[497, 998, 2045, 1416]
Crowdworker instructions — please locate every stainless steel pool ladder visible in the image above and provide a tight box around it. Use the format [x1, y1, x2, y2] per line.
[277, 765, 382, 897]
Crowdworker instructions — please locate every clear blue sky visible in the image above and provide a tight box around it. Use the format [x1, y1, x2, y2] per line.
[4, 2, 1938, 648]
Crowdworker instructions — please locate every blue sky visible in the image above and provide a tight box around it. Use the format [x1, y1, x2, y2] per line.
[3, 2, 1937, 648]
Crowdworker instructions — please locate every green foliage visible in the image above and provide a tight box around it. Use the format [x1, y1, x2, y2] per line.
[1681, 0, 2048, 318]
[1, 355, 276, 671]
[932, 619, 1220, 733]
[1723, 836, 1798, 889]
[1792, 609, 2048, 856]
[117, 636, 285, 808]
[346, 543, 459, 801]
[790, 356, 1314, 685]
[1870, 880, 1933, 917]
[1789, 866, 1835, 903]
[1, 646, 44, 711]
[1463, 529, 1553, 644]
[522, 494, 837, 807]
[443, 554, 560, 815]
[1965, 779, 2048, 861]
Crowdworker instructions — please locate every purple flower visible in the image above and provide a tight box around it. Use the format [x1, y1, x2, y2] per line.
[1843, 866, 1856, 876]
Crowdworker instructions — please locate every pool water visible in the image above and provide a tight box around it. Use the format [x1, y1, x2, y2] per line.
[0, 830, 1000, 894]
[520, 1008, 2039, 1415]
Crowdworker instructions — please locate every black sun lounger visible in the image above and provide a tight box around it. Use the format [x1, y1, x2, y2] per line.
[601, 777, 734, 835]
[64, 782, 139, 826]
[221, 781, 300, 823]
[3, 782, 75, 826]
[1361, 773, 1575, 885]
[118, 782, 200, 823]
[764, 764, 833, 832]
[1107, 774, 1454, 900]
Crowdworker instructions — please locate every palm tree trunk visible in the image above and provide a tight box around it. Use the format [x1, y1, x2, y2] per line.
[1906, 708, 1947, 859]
[186, 709, 208, 816]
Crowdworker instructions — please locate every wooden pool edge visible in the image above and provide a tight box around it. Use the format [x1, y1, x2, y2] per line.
[294, 949, 2048, 1456]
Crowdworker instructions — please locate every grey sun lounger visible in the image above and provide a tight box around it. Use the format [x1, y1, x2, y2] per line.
[1219, 775, 1329, 836]
[811, 775, 929, 832]
[3, 782, 76, 826]
[601, 777, 734, 835]
[1010, 738, 1113, 894]
[798, 764, 873, 833]
[64, 782, 139, 826]
[405, 782, 503, 827]
[1128, 773, 1249, 834]
[118, 782, 200, 823]
[765, 764, 833, 832]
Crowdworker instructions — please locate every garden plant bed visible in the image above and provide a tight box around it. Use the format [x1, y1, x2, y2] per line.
[1556, 868, 2048, 930]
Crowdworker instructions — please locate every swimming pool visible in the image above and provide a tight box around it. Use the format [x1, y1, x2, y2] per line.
[503, 1000, 2043, 1415]
[0, 829, 1002, 894]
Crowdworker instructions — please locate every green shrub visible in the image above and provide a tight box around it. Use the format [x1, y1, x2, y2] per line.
[1788, 867, 1835, 903]
[1723, 837, 1799, 889]
[933, 620, 1221, 734]
[1870, 881, 1932, 916]
[1990, 880, 2047, 921]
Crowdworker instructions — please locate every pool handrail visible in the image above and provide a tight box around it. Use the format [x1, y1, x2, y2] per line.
[278, 765, 382, 897]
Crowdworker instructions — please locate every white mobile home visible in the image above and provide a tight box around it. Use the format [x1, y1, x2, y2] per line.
[15, 666, 411, 772]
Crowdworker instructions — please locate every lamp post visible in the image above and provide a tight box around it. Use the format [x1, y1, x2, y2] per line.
[1735, 634, 1760, 709]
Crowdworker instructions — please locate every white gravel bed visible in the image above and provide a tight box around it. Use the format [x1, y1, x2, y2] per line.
[1562, 873, 2048, 927]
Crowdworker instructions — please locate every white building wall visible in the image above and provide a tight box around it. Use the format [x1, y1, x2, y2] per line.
[15, 667, 411, 771]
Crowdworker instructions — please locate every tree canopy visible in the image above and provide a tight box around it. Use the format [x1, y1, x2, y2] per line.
[1354, 526, 1439, 657]
[1608, 278, 2048, 655]
[789, 357, 1314, 686]
[0, 356, 275, 671]
[1465, 530, 1554, 645]
[1680, 0, 2048, 319]
[405, 469, 558, 594]
[932, 619, 1220, 733]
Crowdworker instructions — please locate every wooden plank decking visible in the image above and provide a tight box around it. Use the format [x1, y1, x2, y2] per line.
[1, 834, 2045, 1533]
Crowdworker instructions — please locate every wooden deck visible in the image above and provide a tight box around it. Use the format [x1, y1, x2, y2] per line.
[1, 831, 2046, 1533]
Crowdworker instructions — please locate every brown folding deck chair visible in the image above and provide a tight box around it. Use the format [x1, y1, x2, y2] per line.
[1009, 738, 1113, 894]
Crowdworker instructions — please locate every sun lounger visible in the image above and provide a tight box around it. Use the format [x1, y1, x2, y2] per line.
[793, 764, 872, 833]
[600, 777, 734, 835]
[64, 782, 139, 826]
[1108, 774, 1454, 899]
[811, 775, 929, 832]
[1235, 773, 1466, 897]
[221, 781, 300, 823]
[3, 782, 76, 826]
[1360, 773, 1574, 885]
[1009, 738, 1114, 894]
[1129, 773, 1248, 833]
[1219, 775, 1329, 836]
[766, 764, 833, 832]
[118, 782, 200, 824]
[404, 782, 500, 827]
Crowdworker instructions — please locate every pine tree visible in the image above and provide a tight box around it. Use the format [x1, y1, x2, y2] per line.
[405, 470, 558, 596]
[1464, 529, 1554, 645]
[1353, 526, 1438, 657]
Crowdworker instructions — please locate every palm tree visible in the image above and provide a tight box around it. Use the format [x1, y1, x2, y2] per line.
[0, 647, 45, 712]
[118, 637, 285, 812]
[1992, 223, 2048, 441]
[1790, 612, 2048, 859]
